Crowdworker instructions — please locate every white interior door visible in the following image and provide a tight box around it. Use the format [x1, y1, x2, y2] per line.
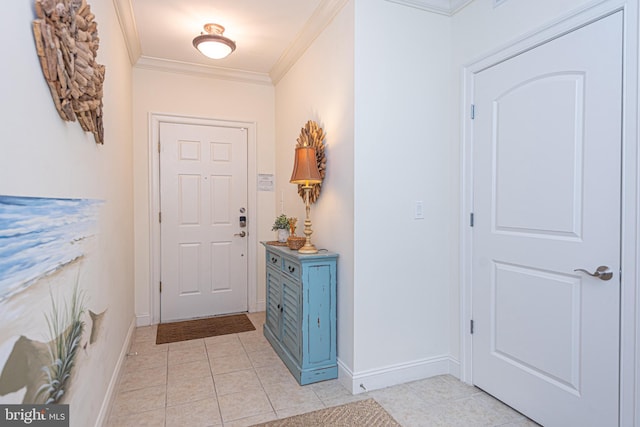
[471, 12, 622, 426]
[160, 122, 248, 322]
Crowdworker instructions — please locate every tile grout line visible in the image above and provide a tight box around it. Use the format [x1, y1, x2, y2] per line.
[236, 330, 277, 425]
[232, 319, 277, 424]
[251, 343, 280, 421]
[205, 335, 225, 427]
[163, 331, 168, 426]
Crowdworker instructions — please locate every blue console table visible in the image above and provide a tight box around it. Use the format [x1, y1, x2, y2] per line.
[262, 242, 338, 385]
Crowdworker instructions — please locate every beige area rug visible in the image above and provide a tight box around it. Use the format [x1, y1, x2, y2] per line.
[155, 313, 255, 344]
[251, 399, 401, 427]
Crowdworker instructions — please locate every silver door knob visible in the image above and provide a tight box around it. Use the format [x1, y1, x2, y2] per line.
[574, 265, 613, 281]
[234, 231, 246, 237]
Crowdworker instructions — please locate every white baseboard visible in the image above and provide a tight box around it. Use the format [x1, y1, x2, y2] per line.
[95, 317, 136, 427]
[338, 355, 458, 394]
[252, 300, 266, 312]
[448, 357, 461, 380]
[135, 314, 151, 327]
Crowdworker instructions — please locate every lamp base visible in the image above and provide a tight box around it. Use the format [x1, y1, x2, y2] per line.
[296, 185, 319, 254]
[297, 242, 318, 254]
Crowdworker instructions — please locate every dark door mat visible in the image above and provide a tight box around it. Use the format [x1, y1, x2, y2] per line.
[156, 313, 256, 344]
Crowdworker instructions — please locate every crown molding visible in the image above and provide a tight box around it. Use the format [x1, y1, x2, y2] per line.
[134, 56, 273, 85]
[384, 0, 473, 16]
[269, 0, 350, 85]
[113, 0, 469, 84]
[450, 0, 474, 14]
[112, 0, 141, 64]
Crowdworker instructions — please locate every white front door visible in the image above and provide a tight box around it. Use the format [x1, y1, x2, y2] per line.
[160, 122, 248, 322]
[471, 12, 622, 426]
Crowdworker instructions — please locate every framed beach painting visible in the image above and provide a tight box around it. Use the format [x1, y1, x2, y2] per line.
[0, 195, 106, 404]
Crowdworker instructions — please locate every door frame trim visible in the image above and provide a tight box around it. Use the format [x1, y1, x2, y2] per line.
[148, 112, 258, 324]
[459, 1, 639, 425]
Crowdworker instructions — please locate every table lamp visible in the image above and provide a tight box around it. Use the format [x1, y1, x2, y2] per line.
[290, 146, 322, 253]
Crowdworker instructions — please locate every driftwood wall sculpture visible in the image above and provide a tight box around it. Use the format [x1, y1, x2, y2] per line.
[32, 0, 105, 144]
[295, 120, 327, 204]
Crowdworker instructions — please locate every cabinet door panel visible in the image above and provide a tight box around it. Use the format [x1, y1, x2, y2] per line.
[282, 277, 301, 360]
[265, 267, 281, 336]
[306, 265, 334, 364]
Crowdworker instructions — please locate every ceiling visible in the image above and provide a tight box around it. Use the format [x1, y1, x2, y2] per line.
[115, 0, 472, 84]
[131, 0, 320, 73]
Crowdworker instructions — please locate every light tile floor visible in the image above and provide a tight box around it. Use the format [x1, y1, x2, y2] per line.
[107, 312, 539, 427]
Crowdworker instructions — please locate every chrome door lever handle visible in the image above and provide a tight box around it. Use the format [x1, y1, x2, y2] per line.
[234, 231, 246, 237]
[574, 265, 613, 281]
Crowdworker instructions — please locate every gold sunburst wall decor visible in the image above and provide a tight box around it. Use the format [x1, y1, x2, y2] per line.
[32, 0, 106, 144]
[295, 120, 326, 204]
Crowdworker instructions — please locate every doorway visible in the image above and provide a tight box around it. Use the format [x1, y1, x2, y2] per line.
[466, 10, 622, 427]
[149, 114, 258, 324]
[159, 122, 248, 322]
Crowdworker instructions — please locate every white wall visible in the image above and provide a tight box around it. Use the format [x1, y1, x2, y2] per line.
[132, 69, 276, 324]
[0, 0, 134, 424]
[276, 0, 455, 392]
[275, 1, 356, 374]
[352, 0, 453, 388]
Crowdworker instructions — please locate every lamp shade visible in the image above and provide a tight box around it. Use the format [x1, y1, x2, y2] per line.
[193, 23, 236, 59]
[290, 147, 322, 186]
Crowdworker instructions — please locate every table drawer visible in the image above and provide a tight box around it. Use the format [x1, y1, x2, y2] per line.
[283, 258, 301, 278]
[267, 251, 282, 269]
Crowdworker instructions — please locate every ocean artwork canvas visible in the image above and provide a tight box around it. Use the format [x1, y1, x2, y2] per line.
[0, 195, 102, 302]
[0, 195, 106, 405]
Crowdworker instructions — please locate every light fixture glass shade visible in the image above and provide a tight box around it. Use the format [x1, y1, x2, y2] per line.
[290, 147, 322, 186]
[193, 23, 236, 59]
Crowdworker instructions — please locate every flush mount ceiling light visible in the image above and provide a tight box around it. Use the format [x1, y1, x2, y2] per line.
[192, 23, 236, 59]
